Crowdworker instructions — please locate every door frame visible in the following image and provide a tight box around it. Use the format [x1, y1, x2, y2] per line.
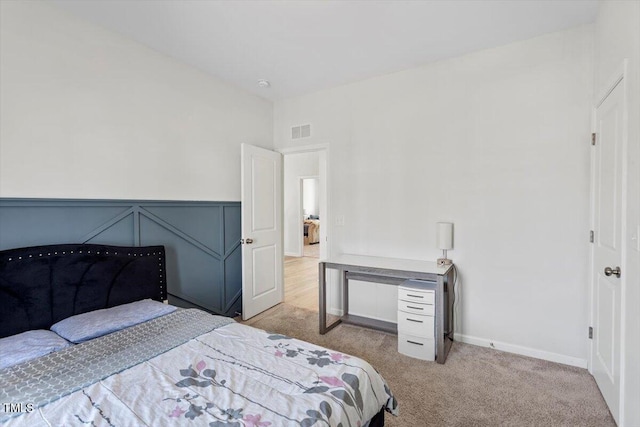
[240, 143, 284, 320]
[299, 175, 320, 256]
[589, 59, 629, 423]
[279, 143, 330, 263]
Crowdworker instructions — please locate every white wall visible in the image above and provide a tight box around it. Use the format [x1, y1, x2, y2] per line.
[0, 1, 273, 201]
[283, 151, 319, 256]
[303, 178, 319, 217]
[275, 25, 594, 366]
[595, 1, 640, 425]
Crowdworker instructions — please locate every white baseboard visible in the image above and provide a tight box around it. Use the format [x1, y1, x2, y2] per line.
[348, 310, 395, 324]
[284, 251, 301, 257]
[321, 311, 587, 368]
[327, 308, 343, 316]
[454, 333, 588, 368]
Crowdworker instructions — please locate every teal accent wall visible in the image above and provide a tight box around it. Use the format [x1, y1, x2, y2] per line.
[0, 199, 242, 317]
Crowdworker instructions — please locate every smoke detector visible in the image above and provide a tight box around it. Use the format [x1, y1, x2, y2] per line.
[257, 79, 271, 88]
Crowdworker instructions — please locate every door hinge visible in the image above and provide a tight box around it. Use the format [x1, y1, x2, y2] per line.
[589, 326, 593, 339]
[590, 230, 594, 243]
[591, 133, 596, 146]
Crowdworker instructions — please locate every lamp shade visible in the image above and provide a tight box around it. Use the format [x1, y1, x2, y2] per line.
[436, 222, 454, 250]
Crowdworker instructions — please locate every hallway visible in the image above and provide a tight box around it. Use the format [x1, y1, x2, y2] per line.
[283, 254, 319, 312]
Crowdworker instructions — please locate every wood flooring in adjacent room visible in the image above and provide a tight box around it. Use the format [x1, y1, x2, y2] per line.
[284, 254, 319, 312]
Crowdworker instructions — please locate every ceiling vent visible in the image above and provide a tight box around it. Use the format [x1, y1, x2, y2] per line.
[291, 124, 311, 140]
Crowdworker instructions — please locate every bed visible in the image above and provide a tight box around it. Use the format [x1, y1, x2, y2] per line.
[0, 244, 397, 426]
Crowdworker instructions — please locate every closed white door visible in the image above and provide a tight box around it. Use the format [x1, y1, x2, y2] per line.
[241, 144, 283, 320]
[591, 77, 625, 423]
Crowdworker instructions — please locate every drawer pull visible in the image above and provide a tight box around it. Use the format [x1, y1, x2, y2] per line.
[406, 318, 423, 323]
[406, 340, 424, 346]
[407, 294, 423, 298]
[407, 305, 423, 310]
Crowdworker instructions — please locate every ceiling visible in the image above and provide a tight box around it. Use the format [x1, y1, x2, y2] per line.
[51, 0, 599, 101]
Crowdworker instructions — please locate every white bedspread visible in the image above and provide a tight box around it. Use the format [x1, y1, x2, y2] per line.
[3, 320, 396, 426]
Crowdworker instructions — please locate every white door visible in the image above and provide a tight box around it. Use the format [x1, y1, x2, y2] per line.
[241, 144, 283, 320]
[591, 77, 625, 423]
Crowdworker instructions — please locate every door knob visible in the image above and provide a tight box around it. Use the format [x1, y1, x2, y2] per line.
[245, 238, 254, 244]
[604, 266, 621, 278]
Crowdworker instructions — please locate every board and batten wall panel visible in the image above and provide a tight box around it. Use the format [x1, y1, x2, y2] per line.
[0, 199, 242, 317]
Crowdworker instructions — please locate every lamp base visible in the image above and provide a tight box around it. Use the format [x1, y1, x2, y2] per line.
[437, 258, 453, 266]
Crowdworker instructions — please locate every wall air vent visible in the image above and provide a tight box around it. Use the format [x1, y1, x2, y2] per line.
[291, 124, 311, 140]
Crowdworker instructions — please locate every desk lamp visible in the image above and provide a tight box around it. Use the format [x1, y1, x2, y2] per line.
[437, 222, 454, 266]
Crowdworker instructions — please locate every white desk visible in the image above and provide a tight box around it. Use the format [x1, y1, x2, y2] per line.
[319, 254, 454, 364]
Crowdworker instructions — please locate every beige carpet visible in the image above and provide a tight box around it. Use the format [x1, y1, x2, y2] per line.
[241, 303, 615, 427]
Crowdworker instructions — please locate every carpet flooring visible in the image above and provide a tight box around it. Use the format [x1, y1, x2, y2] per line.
[241, 303, 615, 427]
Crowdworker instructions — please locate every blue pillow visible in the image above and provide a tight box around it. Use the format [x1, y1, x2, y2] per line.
[0, 330, 71, 370]
[51, 299, 177, 343]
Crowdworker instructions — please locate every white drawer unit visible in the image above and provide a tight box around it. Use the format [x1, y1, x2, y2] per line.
[320, 256, 454, 364]
[398, 333, 436, 361]
[398, 287, 435, 305]
[398, 312, 435, 337]
[397, 299, 434, 316]
[397, 285, 435, 361]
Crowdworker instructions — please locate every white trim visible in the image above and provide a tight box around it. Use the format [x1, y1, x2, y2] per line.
[618, 59, 630, 426]
[277, 143, 330, 155]
[284, 251, 300, 257]
[588, 104, 596, 374]
[595, 60, 628, 108]
[589, 59, 629, 422]
[454, 333, 588, 369]
[281, 144, 332, 308]
[327, 308, 344, 317]
[280, 145, 330, 260]
[348, 310, 395, 324]
[299, 175, 320, 257]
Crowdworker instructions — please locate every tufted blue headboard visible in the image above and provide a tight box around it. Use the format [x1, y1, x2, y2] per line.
[0, 244, 166, 338]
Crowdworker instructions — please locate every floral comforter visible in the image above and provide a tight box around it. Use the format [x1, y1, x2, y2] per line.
[1, 310, 396, 426]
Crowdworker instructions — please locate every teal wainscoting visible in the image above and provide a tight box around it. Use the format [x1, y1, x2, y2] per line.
[0, 198, 241, 317]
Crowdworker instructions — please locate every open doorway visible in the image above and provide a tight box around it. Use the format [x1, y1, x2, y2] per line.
[302, 177, 320, 258]
[281, 147, 328, 312]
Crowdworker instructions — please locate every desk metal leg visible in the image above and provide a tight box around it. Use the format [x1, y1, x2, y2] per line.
[319, 262, 342, 334]
[436, 270, 453, 364]
[319, 262, 326, 334]
[343, 270, 349, 317]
